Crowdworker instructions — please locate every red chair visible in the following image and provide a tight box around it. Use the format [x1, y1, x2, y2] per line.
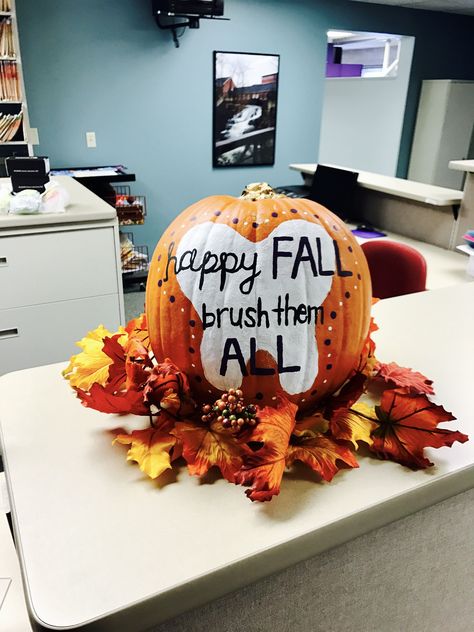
[361, 240, 427, 299]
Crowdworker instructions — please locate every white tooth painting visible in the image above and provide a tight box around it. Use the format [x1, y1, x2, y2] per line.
[164, 219, 350, 394]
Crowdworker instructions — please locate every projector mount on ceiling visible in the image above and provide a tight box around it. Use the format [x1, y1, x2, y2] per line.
[155, 11, 229, 48]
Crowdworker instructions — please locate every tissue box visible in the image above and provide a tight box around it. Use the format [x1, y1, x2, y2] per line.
[6, 156, 50, 177]
[11, 175, 50, 194]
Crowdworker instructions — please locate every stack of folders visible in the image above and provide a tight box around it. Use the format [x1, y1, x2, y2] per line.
[0, 60, 19, 100]
[0, 1, 11, 11]
[0, 18, 14, 57]
[0, 109, 21, 141]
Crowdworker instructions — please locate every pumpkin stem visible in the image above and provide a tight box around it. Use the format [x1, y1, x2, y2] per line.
[240, 182, 285, 201]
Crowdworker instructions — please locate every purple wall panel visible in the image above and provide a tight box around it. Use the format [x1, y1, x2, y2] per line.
[326, 62, 363, 77]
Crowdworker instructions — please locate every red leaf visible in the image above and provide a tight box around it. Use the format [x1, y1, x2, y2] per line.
[287, 431, 358, 481]
[369, 389, 468, 468]
[102, 335, 127, 390]
[375, 361, 434, 395]
[77, 383, 149, 416]
[235, 394, 297, 502]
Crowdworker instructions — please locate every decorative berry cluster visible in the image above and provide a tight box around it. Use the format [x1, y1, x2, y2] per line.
[201, 388, 258, 432]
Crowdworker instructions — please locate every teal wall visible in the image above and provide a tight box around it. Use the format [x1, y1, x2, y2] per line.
[16, 0, 474, 250]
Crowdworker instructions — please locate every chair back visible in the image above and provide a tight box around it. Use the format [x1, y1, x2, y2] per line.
[361, 240, 427, 299]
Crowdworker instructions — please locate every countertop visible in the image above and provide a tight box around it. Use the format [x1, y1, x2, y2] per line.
[1, 283, 473, 630]
[290, 163, 463, 207]
[449, 159, 474, 173]
[0, 176, 117, 230]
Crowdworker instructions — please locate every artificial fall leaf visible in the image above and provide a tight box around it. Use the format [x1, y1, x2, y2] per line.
[374, 361, 434, 395]
[357, 316, 379, 376]
[234, 395, 298, 502]
[144, 359, 194, 418]
[172, 418, 243, 483]
[362, 389, 468, 469]
[63, 324, 122, 390]
[286, 430, 358, 481]
[296, 410, 329, 433]
[124, 313, 150, 350]
[77, 382, 149, 416]
[124, 339, 153, 391]
[102, 334, 127, 390]
[114, 426, 176, 479]
[330, 403, 378, 449]
[325, 372, 367, 418]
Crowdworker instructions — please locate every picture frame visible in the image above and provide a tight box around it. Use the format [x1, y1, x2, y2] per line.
[213, 50, 280, 168]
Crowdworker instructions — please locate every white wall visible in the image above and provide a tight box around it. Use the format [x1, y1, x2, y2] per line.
[318, 36, 415, 176]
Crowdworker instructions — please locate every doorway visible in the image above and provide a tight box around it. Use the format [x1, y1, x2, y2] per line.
[318, 30, 415, 177]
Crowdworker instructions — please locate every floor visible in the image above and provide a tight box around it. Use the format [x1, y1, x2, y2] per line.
[124, 290, 146, 322]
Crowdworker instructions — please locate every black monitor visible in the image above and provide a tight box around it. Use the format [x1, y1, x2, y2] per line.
[307, 164, 359, 223]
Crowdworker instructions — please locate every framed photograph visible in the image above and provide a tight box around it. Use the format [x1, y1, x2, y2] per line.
[213, 51, 280, 168]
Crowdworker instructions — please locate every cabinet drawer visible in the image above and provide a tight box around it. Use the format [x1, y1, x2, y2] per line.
[0, 228, 119, 309]
[0, 295, 122, 375]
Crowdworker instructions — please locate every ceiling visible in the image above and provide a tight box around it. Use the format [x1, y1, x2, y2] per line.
[348, 0, 474, 16]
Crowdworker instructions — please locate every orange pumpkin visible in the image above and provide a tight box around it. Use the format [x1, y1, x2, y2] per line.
[146, 183, 372, 409]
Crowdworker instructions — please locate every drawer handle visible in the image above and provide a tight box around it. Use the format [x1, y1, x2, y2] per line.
[0, 256, 7, 266]
[0, 327, 19, 339]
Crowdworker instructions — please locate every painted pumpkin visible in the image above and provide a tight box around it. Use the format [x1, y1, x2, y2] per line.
[146, 183, 372, 409]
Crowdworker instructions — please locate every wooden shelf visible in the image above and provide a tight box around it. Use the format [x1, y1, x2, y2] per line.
[0, 140, 27, 145]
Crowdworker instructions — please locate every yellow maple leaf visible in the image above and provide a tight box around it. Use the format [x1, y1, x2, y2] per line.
[114, 427, 176, 479]
[63, 324, 126, 391]
[330, 402, 378, 449]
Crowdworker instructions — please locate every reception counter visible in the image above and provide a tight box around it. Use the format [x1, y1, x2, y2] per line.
[290, 163, 466, 250]
[1, 283, 473, 631]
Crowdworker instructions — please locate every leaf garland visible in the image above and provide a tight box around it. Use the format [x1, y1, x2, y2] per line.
[63, 312, 469, 502]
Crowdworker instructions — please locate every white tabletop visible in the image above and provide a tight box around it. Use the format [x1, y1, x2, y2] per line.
[449, 159, 474, 173]
[1, 284, 474, 630]
[0, 176, 117, 231]
[289, 163, 463, 207]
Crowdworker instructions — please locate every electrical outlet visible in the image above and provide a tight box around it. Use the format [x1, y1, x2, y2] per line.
[29, 127, 39, 145]
[86, 131, 96, 148]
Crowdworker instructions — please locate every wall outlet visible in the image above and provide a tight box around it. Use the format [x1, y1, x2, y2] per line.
[86, 131, 96, 148]
[29, 127, 39, 145]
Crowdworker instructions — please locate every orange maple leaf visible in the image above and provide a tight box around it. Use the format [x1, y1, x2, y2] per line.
[286, 430, 358, 481]
[124, 313, 150, 350]
[114, 425, 176, 479]
[374, 361, 434, 395]
[173, 418, 243, 483]
[235, 394, 298, 502]
[77, 382, 149, 416]
[330, 403, 378, 449]
[360, 389, 468, 469]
